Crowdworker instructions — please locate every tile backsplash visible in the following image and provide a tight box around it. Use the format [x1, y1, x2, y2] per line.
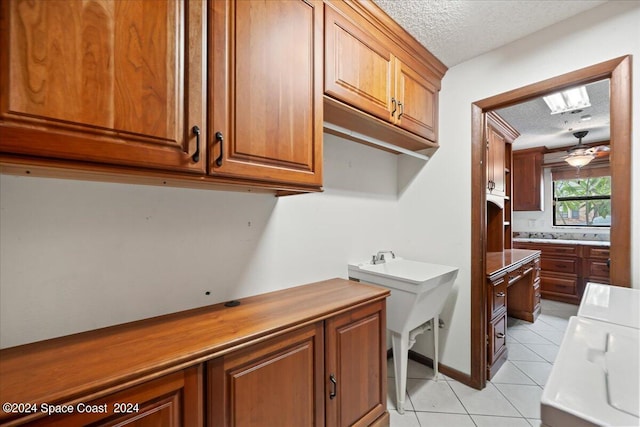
[513, 231, 610, 242]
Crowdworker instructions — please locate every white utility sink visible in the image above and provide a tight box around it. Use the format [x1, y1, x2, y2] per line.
[348, 257, 458, 414]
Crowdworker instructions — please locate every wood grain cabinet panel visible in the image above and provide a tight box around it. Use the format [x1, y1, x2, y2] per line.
[324, 4, 394, 123]
[209, 0, 323, 187]
[325, 301, 387, 427]
[208, 324, 324, 427]
[324, 1, 442, 147]
[486, 123, 506, 197]
[0, 0, 206, 173]
[395, 59, 437, 141]
[512, 148, 544, 211]
[583, 245, 610, 285]
[488, 277, 507, 320]
[26, 367, 203, 427]
[488, 313, 507, 370]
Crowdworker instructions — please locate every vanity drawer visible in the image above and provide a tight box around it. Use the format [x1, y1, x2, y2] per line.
[488, 313, 507, 365]
[533, 280, 542, 308]
[583, 259, 610, 281]
[542, 257, 579, 274]
[583, 246, 610, 259]
[541, 273, 577, 295]
[488, 278, 507, 319]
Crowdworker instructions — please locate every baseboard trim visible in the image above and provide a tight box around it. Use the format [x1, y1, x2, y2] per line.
[386, 349, 477, 389]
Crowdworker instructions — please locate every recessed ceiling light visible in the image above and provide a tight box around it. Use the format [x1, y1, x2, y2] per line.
[543, 86, 591, 114]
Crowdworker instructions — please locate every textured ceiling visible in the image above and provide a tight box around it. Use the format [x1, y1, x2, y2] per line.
[496, 79, 610, 150]
[372, 0, 607, 67]
[372, 0, 611, 151]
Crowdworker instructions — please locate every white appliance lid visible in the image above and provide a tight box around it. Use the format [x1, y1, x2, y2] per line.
[541, 316, 640, 427]
[578, 282, 640, 329]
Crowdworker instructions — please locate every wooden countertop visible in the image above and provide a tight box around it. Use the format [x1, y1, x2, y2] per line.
[486, 249, 541, 278]
[0, 279, 389, 422]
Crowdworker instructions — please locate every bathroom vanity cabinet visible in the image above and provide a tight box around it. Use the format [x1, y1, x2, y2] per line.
[513, 241, 610, 304]
[0, 279, 389, 427]
[486, 249, 541, 379]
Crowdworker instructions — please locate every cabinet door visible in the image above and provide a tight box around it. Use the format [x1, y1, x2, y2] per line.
[26, 367, 203, 426]
[210, 0, 322, 187]
[488, 277, 507, 319]
[0, 0, 206, 173]
[207, 324, 324, 427]
[512, 148, 544, 211]
[324, 4, 394, 124]
[325, 301, 386, 427]
[488, 312, 507, 366]
[395, 59, 438, 141]
[486, 124, 506, 196]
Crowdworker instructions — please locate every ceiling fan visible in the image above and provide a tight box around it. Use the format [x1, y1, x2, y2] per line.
[564, 130, 610, 168]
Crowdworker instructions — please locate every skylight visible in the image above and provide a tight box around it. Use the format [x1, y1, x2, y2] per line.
[543, 86, 591, 114]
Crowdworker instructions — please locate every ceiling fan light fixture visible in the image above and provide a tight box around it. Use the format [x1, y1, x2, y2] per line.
[564, 130, 594, 168]
[565, 153, 594, 168]
[543, 86, 591, 114]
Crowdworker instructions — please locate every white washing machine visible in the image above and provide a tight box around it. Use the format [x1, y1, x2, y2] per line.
[541, 283, 640, 427]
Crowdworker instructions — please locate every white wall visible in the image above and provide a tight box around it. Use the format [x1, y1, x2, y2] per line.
[399, 0, 639, 373]
[0, 134, 402, 348]
[0, 1, 637, 380]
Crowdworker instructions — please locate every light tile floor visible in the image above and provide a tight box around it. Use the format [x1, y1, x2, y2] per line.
[387, 299, 578, 427]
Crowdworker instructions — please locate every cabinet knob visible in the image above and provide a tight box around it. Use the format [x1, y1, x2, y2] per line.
[496, 332, 505, 339]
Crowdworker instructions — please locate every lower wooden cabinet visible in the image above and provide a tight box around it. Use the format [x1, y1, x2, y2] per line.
[207, 301, 387, 427]
[583, 245, 611, 285]
[0, 280, 388, 427]
[513, 242, 610, 304]
[486, 250, 541, 379]
[25, 367, 203, 427]
[208, 324, 324, 427]
[325, 302, 387, 427]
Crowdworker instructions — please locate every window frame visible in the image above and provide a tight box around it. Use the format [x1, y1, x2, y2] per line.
[551, 175, 611, 227]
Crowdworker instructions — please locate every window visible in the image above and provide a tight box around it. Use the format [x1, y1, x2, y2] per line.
[553, 175, 611, 227]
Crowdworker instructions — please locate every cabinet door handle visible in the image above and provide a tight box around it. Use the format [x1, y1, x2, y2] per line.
[496, 332, 505, 339]
[215, 131, 224, 167]
[607, 258, 610, 269]
[398, 101, 404, 119]
[496, 292, 505, 297]
[191, 125, 201, 162]
[391, 98, 397, 116]
[329, 374, 337, 400]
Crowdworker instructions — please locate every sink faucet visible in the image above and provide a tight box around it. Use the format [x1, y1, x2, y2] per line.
[372, 250, 395, 265]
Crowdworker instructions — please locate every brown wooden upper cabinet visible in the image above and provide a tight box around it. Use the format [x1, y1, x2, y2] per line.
[0, 0, 206, 173]
[486, 112, 519, 198]
[1, 0, 323, 192]
[324, 1, 444, 147]
[513, 147, 545, 211]
[209, 0, 323, 188]
[486, 124, 507, 197]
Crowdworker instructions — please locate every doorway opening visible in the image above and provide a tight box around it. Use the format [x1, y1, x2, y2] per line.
[469, 56, 631, 390]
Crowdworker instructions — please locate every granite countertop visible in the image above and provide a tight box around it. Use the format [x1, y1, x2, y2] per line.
[513, 238, 610, 247]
